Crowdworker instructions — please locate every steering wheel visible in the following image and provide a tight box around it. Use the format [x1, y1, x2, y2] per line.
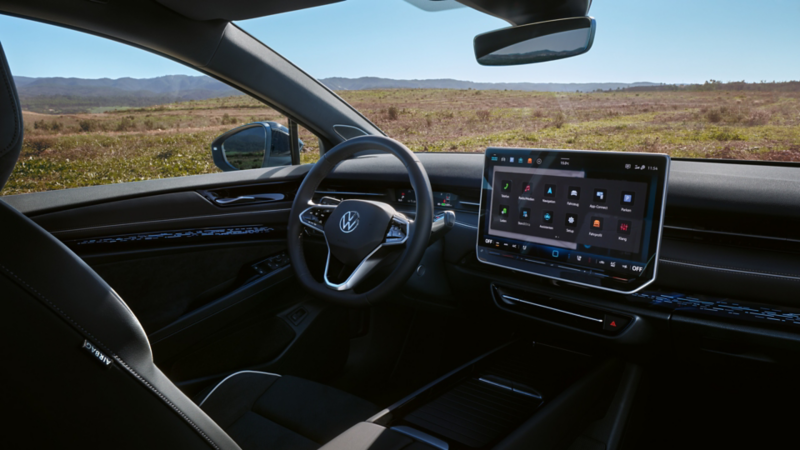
[287, 135, 433, 307]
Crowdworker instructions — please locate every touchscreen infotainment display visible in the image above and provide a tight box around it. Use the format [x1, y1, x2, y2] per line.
[477, 148, 670, 294]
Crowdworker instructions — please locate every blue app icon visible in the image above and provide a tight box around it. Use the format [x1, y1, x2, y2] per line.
[621, 191, 635, 205]
[552, 250, 559, 258]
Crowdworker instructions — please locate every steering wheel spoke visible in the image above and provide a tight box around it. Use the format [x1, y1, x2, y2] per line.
[384, 214, 411, 246]
[323, 245, 386, 291]
[299, 202, 336, 233]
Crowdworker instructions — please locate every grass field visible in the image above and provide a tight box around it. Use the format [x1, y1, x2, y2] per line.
[5, 89, 800, 195]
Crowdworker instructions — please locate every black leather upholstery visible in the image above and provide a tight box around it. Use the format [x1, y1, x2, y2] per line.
[0, 43, 23, 191]
[1, 190, 242, 449]
[0, 42, 374, 449]
[198, 371, 380, 450]
[0, 39, 237, 449]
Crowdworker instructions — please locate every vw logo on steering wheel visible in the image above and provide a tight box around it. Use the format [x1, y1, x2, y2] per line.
[339, 211, 360, 233]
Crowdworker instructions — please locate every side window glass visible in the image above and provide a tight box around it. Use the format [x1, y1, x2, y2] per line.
[1, 16, 320, 195]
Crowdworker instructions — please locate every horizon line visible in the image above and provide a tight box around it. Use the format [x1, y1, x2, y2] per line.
[13, 74, 800, 85]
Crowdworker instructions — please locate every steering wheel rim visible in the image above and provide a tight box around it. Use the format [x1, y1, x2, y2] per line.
[287, 135, 434, 307]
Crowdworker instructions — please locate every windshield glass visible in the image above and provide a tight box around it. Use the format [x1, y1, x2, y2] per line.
[241, 0, 799, 162]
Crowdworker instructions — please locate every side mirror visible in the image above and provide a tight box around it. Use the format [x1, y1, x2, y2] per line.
[211, 122, 304, 171]
[474, 17, 596, 66]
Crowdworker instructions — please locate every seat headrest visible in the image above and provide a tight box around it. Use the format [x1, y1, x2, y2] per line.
[0, 42, 23, 192]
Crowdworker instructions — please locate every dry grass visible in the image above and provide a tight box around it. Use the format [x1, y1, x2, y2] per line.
[4, 89, 800, 195]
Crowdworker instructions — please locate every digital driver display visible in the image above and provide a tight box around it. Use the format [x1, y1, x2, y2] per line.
[477, 148, 670, 294]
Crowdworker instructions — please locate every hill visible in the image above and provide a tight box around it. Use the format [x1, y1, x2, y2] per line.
[320, 77, 658, 92]
[14, 74, 660, 113]
[15, 75, 241, 113]
[615, 79, 800, 93]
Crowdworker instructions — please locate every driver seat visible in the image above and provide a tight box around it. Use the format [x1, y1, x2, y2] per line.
[0, 43, 378, 449]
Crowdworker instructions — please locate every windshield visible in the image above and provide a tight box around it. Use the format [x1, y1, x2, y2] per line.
[241, 0, 799, 162]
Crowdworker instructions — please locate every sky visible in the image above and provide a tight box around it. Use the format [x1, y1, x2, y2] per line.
[0, 0, 798, 84]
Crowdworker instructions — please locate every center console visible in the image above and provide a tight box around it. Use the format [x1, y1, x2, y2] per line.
[352, 341, 623, 450]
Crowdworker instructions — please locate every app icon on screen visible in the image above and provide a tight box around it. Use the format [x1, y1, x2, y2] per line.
[544, 184, 556, 197]
[499, 205, 509, 217]
[591, 217, 603, 230]
[501, 180, 512, 192]
[542, 211, 554, 224]
[618, 220, 632, 235]
[565, 213, 578, 227]
[593, 189, 607, 203]
[621, 191, 635, 205]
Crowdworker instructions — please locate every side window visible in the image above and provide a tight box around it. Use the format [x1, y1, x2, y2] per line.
[1, 16, 319, 196]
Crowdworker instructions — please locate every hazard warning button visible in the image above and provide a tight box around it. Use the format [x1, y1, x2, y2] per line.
[602, 314, 631, 333]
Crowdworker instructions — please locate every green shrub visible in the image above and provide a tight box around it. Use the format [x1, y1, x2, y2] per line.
[115, 117, 136, 132]
[706, 109, 723, 123]
[79, 120, 98, 132]
[33, 119, 63, 132]
[552, 111, 566, 128]
[221, 113, 238, 125]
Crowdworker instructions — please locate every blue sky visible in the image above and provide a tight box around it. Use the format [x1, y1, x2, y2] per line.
[0, 0, 797, 84]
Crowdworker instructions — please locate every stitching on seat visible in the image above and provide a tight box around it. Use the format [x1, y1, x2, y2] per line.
[199, 370, 281, 407]
[0, 263, 222, 450]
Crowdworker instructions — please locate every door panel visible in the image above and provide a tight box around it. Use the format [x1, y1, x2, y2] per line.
[86, 242, 286, 333]
[7, 172, 352, 393]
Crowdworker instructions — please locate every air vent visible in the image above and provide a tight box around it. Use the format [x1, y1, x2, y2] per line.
[315, 186, 387, 199]
[458, 198, 481, 212]
[664, 210, 800, 253]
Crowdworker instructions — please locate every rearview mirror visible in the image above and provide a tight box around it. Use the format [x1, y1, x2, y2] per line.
[211, 122, 303, 171]
[474, 17, 596, 66]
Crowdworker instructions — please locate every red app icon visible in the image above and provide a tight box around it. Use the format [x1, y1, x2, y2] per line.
[618, 220, 631, 235]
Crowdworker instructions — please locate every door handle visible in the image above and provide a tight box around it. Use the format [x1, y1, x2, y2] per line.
[214, 193, 285, 205]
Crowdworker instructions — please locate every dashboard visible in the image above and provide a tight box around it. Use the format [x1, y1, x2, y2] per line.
[395, 189, 468, 209]
[7, 151, 800, 367]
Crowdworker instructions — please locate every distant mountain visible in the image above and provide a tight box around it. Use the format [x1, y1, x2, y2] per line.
[13, 74, 661, 114]
[15, 74, 238, 96]
[14, 75, 242, 113]
[319, 77, 660, 92]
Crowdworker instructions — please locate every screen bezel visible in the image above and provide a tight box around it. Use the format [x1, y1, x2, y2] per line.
[476, 148, 670, 294]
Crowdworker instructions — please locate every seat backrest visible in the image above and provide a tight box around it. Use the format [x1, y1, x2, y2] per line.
[0, 42, 240, 449]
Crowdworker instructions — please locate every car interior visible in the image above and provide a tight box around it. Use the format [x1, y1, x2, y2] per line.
[2, 1, 799, 449]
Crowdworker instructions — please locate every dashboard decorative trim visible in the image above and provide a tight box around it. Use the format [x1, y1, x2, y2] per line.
[70, 225, 275, 248]
[664, 225, 800, 244]
[501, 294, 603, 323]
[660, 259, 800, 281]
